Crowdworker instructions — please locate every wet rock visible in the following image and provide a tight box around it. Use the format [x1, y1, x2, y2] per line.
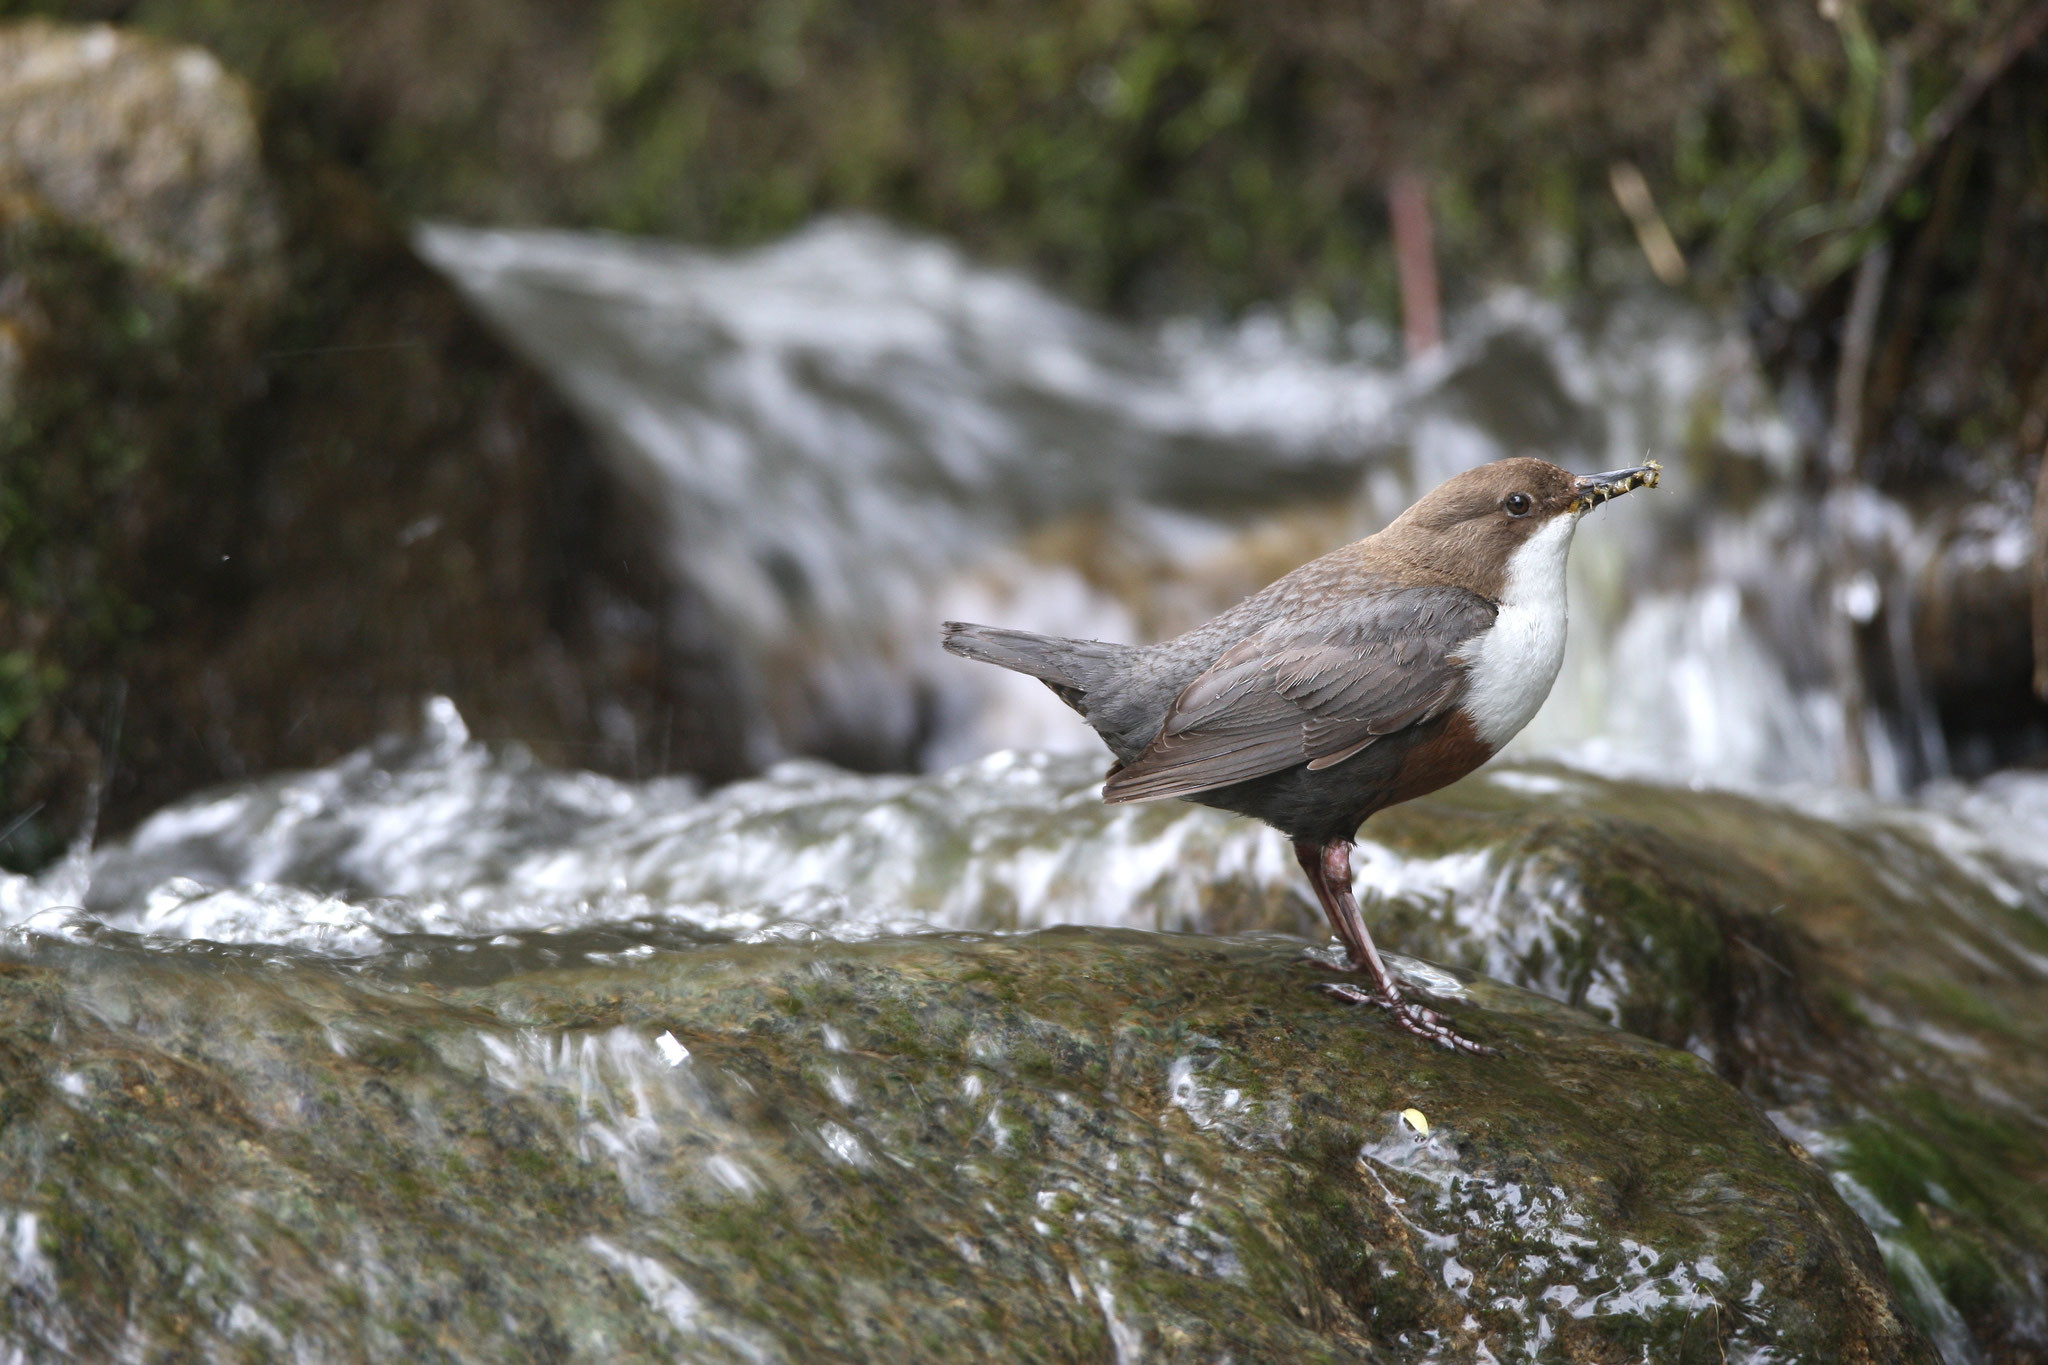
[0, 925, 1927, 1362]
[44, 722, 2039, 1358]
[1356, 767, 2048, 1363]
[0, 22, 750, 869]
[0, 22, 281, 290]
[1908, 489, 2048, 775]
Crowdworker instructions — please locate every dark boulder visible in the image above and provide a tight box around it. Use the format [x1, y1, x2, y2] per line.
[0, 21, 750, 869]
[0, 923, 1932, 1361]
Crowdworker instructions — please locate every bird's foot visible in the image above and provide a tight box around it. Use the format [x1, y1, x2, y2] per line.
[1320, 981, 1496, 1055]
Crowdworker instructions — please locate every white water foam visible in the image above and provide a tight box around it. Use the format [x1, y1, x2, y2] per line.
[419, 216, 1860, 790]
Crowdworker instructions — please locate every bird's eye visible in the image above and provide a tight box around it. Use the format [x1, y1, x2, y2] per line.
[1502, 492, 1533, 517]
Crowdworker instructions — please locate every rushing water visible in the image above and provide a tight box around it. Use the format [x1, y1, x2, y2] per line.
[5, 218, 2042, 1359]
[1, 680, 2036, 934]
[12, 697, 2043, 966]
[419, 216, 1921, 790]
[2, 697, 2044, 1357]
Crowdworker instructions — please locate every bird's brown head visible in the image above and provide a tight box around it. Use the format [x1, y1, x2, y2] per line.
[1374, 456, 1660, 597]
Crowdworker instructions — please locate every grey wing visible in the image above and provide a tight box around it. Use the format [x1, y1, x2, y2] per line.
[1101, 587, 1496, 803]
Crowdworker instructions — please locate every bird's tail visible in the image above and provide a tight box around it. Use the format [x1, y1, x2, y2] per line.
[940, 621, 1129, 700]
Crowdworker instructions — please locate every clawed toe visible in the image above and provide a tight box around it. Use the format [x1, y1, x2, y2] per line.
[1293, 841, 1494, 1055]
[1318, 981, 1496, 1055]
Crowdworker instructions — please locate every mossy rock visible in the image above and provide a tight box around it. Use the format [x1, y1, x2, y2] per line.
[74, 731, 2048, 1355]
[0, 926, 1930, 1361]
[1356, 765, 2048, 1360]
[0, 22, 752, 868]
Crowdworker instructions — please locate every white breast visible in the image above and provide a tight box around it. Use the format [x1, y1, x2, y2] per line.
[1462, 512, 1579, 748]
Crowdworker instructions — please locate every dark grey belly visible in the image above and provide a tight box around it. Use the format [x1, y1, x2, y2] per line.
[1180, 726, 1431, 845]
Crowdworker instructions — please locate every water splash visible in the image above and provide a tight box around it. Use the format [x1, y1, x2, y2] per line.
[0, 704, 2033, 1354]
[420, 217, 1887, 789]
[7, 699, 2042, 986]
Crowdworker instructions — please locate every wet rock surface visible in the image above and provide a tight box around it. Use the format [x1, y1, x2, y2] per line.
[0, 926, 1926, 1362]
[19, 717, 2048, 1359]
[1351, 768, 2048, 1364]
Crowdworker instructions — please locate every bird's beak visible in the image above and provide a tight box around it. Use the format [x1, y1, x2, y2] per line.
[1569, 461, 1661, 513]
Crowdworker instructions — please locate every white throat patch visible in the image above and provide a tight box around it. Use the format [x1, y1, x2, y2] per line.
[1462, 512, 1579, 748]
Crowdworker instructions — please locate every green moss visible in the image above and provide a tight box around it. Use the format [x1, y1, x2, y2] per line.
[1351, 768, 2048, 1353]
[0, 206, 244, 865]
[0, 0, 1947, 320]
[0, 651, 61, 747]
[1837, 1099, 2048, 1344]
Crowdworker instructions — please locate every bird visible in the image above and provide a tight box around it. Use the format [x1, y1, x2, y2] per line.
[942, 456, 1660, 1053]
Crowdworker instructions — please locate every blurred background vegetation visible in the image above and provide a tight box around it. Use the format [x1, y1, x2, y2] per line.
[18, 0, 2048, 490]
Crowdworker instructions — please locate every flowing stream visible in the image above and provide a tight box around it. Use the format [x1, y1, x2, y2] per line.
[419, 216, 1875, 788]
[1, 219, 2042, 1360]
[4, 693, 2045, 1359]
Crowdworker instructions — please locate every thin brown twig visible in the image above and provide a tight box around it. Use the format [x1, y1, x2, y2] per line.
[1863, 129, 1975, 436]
[1388, 172, 1440, 360]
[2032, 452, 2048, 699]
[1731, 934, 1795, 980]
[1825, 240, 1891, 483]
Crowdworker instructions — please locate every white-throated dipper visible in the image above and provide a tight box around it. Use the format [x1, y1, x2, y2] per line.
[942, 456, 1660, 1053]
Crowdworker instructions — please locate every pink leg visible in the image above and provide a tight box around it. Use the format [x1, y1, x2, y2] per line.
[1293, 839, 1493, 1055]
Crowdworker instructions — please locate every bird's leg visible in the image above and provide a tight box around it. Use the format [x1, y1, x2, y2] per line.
[1293, 839, 1493, 1055]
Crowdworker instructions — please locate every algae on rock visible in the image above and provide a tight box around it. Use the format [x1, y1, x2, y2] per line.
[1354, 765, 2048, 1362]
[0, 925, 1931, 1362]
[48, 720, 2044, 1359]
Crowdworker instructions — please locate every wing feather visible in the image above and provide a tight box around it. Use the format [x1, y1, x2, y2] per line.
[1101, 586, 1495, 803]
